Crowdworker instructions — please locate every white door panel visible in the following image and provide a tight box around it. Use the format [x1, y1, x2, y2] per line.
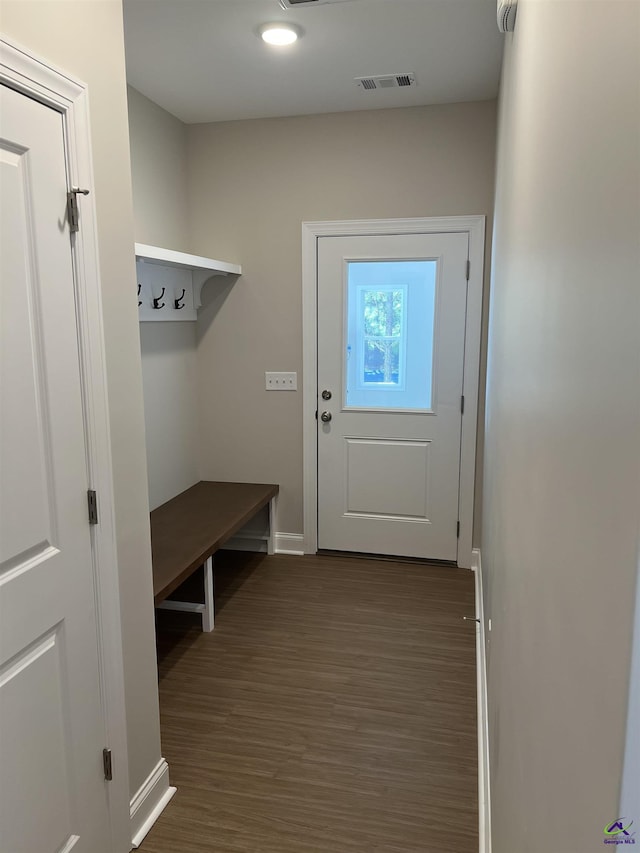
[344, 438, 431, 518]
[317, 233, 468, 560]
[0, 84, 111, 852]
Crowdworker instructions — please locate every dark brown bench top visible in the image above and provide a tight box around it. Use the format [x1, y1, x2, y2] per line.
[150, 480, 279, 605]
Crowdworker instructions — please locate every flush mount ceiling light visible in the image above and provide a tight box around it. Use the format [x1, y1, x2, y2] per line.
[258, 22, 303, 46]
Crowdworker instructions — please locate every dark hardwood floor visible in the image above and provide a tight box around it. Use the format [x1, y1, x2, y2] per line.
[142, 551, 478, 853]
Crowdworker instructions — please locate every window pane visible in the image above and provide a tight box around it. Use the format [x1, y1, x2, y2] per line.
[346, 260, 436, 410]
[363, 290, 403, 337]
[364, 339, 400, 385]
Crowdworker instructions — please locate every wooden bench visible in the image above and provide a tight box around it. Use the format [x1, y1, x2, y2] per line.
[150, 481, 279, 631]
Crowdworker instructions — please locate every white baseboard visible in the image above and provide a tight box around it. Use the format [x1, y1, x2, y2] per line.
[471, 548, 491, 853]
[223, 531, 305, 555]
[275, 532, 305, 555]
[223, 534, 268, 553]
[130, 758, 176, 849]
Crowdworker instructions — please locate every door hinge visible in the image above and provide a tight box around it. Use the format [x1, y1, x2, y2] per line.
[315, 410, 318, 420]
[103, 748, 113, 781]
[87, 490, 98, 525]
[67, 187, 90, 233]
[456, 521, 461, 538]
[466, 259, 470, 281]
[461, 395, 465, 414]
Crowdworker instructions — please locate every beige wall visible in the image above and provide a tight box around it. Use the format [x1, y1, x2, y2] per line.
[187, 102, 497, 539]
[483, 2, 640, 850]
[127, 87, 200, 509]
[1, 1, 162, 800]
[138, 322, 199, 509]
[127, 85, 189, 251]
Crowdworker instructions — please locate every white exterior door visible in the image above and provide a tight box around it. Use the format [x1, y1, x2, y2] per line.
[317, 232, 469, 561]
[0, 84, 112, 852]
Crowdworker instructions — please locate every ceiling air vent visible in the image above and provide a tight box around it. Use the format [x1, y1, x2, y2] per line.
[355, 73, 417, 91]
[279, 0, 354, 8]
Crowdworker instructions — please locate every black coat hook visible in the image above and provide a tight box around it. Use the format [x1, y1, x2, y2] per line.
[153, 287, 165, 309]
[174, 289, 186, 310]
[138, 283, 142, 307]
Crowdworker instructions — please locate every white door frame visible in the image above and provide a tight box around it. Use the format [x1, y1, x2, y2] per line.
[0, 38, 130, 851]
[302, 216, 485, 569]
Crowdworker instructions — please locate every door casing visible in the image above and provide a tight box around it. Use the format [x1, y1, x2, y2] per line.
[0, 37, 131, 851]
[302, 216, 485, 569]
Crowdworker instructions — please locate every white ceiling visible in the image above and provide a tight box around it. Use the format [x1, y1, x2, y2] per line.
[123, 0, 504, 125]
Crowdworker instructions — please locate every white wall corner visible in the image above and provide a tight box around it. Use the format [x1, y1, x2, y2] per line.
[275, 532, 305, 556]
[130, 758, 176, 849]
[471, 548, 492, 853]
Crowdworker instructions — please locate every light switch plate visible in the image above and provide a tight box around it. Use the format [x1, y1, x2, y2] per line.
[266, 371, 297, 390]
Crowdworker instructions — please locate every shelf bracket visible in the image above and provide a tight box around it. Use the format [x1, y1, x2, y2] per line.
[192, 270, 228, 309]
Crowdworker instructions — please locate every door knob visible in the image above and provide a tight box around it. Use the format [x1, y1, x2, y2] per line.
[321, 390, 332, 400]
[320, 411, 332, 423]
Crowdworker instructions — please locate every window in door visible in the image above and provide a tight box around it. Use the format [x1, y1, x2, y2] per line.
[345, 260, 437, 411]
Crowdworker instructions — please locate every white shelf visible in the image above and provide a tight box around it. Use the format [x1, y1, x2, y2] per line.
[135, 243, 241, 277]
[135, 244, 241, 322]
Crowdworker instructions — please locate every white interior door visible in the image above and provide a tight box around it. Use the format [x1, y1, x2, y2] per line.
[317, 232, 469, 561]
[0, 84, 112, 852]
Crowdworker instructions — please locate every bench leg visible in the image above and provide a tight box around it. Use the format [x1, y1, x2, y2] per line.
[202, 555, 215, 632]
[156, 557, 215, 632]
[267, 497, 276, 556]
